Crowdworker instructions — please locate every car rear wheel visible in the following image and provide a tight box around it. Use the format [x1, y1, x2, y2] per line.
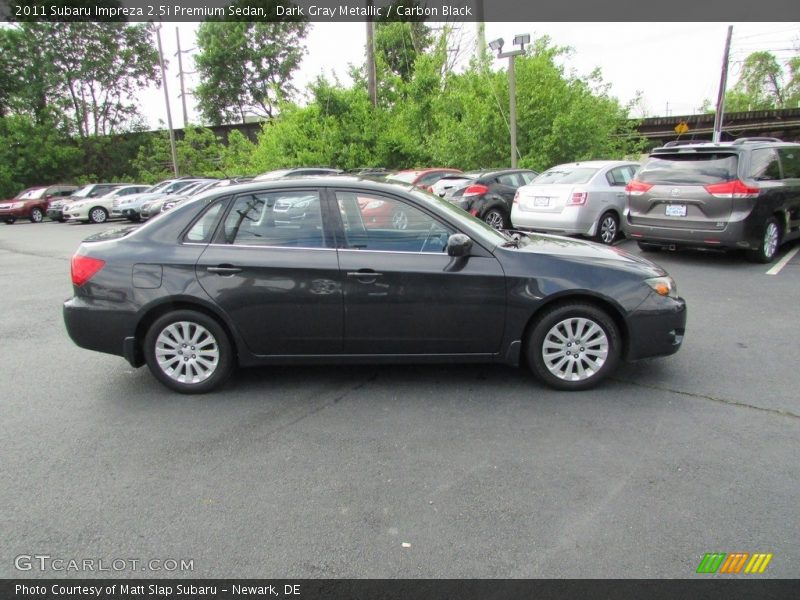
[483, 208, 508, 230]
[746, 217, 781, 264]
[595, 211, 619, 245]
[29, 208, 44, 223]
[526, 303, 620, 391]
[144, 310, 233, 394]
[88, 207, 108, 224]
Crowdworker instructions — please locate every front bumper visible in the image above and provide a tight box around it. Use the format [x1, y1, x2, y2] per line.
[626, 294, 687, 360]
[112, 207, 140, 219]
[47, 208, 66, 221]
[0, 207, 26, 219]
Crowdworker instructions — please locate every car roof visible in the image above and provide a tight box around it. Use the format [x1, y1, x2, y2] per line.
[548, 160, 638, 168]
[653, 138, 800, 153]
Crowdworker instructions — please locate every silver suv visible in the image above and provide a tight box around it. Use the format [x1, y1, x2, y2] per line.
[624, 137, 800, 263]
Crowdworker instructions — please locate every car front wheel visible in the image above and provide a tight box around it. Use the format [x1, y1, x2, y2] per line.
[4, 218, 15, 225]
[526, 302, 621, 391]
[144, 310, 234, 394]
[747, 217, 781, 264]
[88, 207, 108, 224]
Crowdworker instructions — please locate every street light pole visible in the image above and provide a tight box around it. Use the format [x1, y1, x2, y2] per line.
[489, 34, 529, 169]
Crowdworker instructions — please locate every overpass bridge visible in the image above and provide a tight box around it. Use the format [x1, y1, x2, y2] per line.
[635, 108, 800, 146]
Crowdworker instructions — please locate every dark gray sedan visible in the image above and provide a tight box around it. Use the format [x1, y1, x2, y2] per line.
[63, 177, 686, 393]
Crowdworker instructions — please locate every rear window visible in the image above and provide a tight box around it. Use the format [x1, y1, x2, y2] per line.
[638, 153, 739, 185]
[533, 167, 599, 185]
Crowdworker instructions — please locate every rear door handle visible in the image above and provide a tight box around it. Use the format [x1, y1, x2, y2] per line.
[207, 265, 242, 276]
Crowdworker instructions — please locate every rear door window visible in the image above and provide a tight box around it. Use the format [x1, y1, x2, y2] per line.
[638, 153, 739, 185]
[778, 148, 800, 179]
[223, 190, 325, 248]
[748, 149, 781, 180]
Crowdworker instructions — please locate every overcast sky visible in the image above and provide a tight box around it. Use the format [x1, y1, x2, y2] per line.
[141, 21, 800, 130]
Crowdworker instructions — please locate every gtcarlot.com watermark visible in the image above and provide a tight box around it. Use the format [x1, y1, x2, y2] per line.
[14, 554, 194, 573]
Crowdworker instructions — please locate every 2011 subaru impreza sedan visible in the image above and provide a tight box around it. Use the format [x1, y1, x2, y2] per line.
[63, 177, 686, 394]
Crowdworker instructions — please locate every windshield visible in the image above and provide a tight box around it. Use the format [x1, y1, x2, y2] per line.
[534, 167, 599, 185]
[19, 188, 47, 199]
[70, 185, 96, 198]
[387, 171, 420, 184]
[638, 153, 739, 185]
[407, 188, 509, 247]
[254, 169, 292, 181]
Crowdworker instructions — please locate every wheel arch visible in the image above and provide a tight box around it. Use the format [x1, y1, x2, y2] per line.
[131, 298, 241, 367]
[519, 292, 631, 362]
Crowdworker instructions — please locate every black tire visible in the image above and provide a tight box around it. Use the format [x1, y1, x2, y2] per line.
[4, 218, 15, 225]
[29, 207, 44, 223]
[746, 216, 781, 264]
[127, 214, 141, 223]
[483, 207, 508, 230]
[526, 302, 621, 391]
[595, 211, 619, 245]
[88, 206, 108, 224]
[144, 310, 234, 394]
[637, 241, 662, 252]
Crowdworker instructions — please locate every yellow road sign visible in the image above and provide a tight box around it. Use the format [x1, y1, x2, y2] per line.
[675, 122, 690, 134]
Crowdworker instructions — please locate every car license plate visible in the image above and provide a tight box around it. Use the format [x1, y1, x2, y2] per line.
[665, 204, 687, 217]
[534, 197, 549, 207]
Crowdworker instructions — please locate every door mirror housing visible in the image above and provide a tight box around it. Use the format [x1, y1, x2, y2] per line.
[447, 233, 473, 257]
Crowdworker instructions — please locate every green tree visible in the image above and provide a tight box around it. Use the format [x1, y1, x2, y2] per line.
[132, 127, 229, 183]
[194, 19, 310, 125]
[1, 22, 160, 136]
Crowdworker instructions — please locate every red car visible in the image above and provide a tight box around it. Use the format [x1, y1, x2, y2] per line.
[386, 168, 462, 189]
[0, 184, 78, 224]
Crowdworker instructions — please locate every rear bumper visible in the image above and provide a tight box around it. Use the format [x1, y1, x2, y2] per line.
[63, 296, 139, 364]
[512, 208, 598, 236]
[623, 212, 758, 250]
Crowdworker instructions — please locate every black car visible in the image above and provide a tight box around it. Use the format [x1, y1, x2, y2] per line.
[432, 169, 538, 230]
[63, 177, 686, 394]
[624, 137, 800, 263]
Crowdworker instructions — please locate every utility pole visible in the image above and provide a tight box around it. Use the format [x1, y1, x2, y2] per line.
[366, 0, 377, 107]
[713, 25, 733, 143]
[155, 25, 179, 177]
[475, 0, 485, 62]
[176, 27, 189, 127]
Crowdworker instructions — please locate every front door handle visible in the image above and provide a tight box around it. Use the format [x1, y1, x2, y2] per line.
[207, 265, 242, 276]
[347, 270, 383, 282]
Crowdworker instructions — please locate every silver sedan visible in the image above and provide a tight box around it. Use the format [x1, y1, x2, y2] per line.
[511, 160, 639, 245]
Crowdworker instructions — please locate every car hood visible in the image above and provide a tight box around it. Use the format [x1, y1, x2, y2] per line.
[510, 233, 666, 277]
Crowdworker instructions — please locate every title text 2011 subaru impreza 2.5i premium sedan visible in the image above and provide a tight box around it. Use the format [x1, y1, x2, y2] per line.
[63, 177, 687, 394]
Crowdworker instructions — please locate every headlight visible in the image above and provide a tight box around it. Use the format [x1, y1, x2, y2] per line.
[645, 276, 677, 298]
[71, 202, 85, 210]
[12, 201, 24, 209]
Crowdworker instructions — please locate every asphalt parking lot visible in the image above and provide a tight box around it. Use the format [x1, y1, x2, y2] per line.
[1, 219, 798, 579]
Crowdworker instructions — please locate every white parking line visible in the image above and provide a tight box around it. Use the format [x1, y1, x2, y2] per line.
[766, 247, 800, 275]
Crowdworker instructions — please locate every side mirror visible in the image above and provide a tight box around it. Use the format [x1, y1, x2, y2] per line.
[447, 233, 473, 257]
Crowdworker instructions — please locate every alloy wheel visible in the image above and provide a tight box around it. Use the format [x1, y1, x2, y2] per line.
[541, 317, 609, 382]
[155, 321, 220, 385]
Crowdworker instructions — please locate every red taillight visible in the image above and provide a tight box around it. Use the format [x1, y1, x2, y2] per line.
[703, 180, 759, 198]
[626, 180, 653, 195]
[463, 184, 489, 197]
[567, 192, 587, 206]
[71, 255, 105, 287]
[427, 185, 434, 193]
